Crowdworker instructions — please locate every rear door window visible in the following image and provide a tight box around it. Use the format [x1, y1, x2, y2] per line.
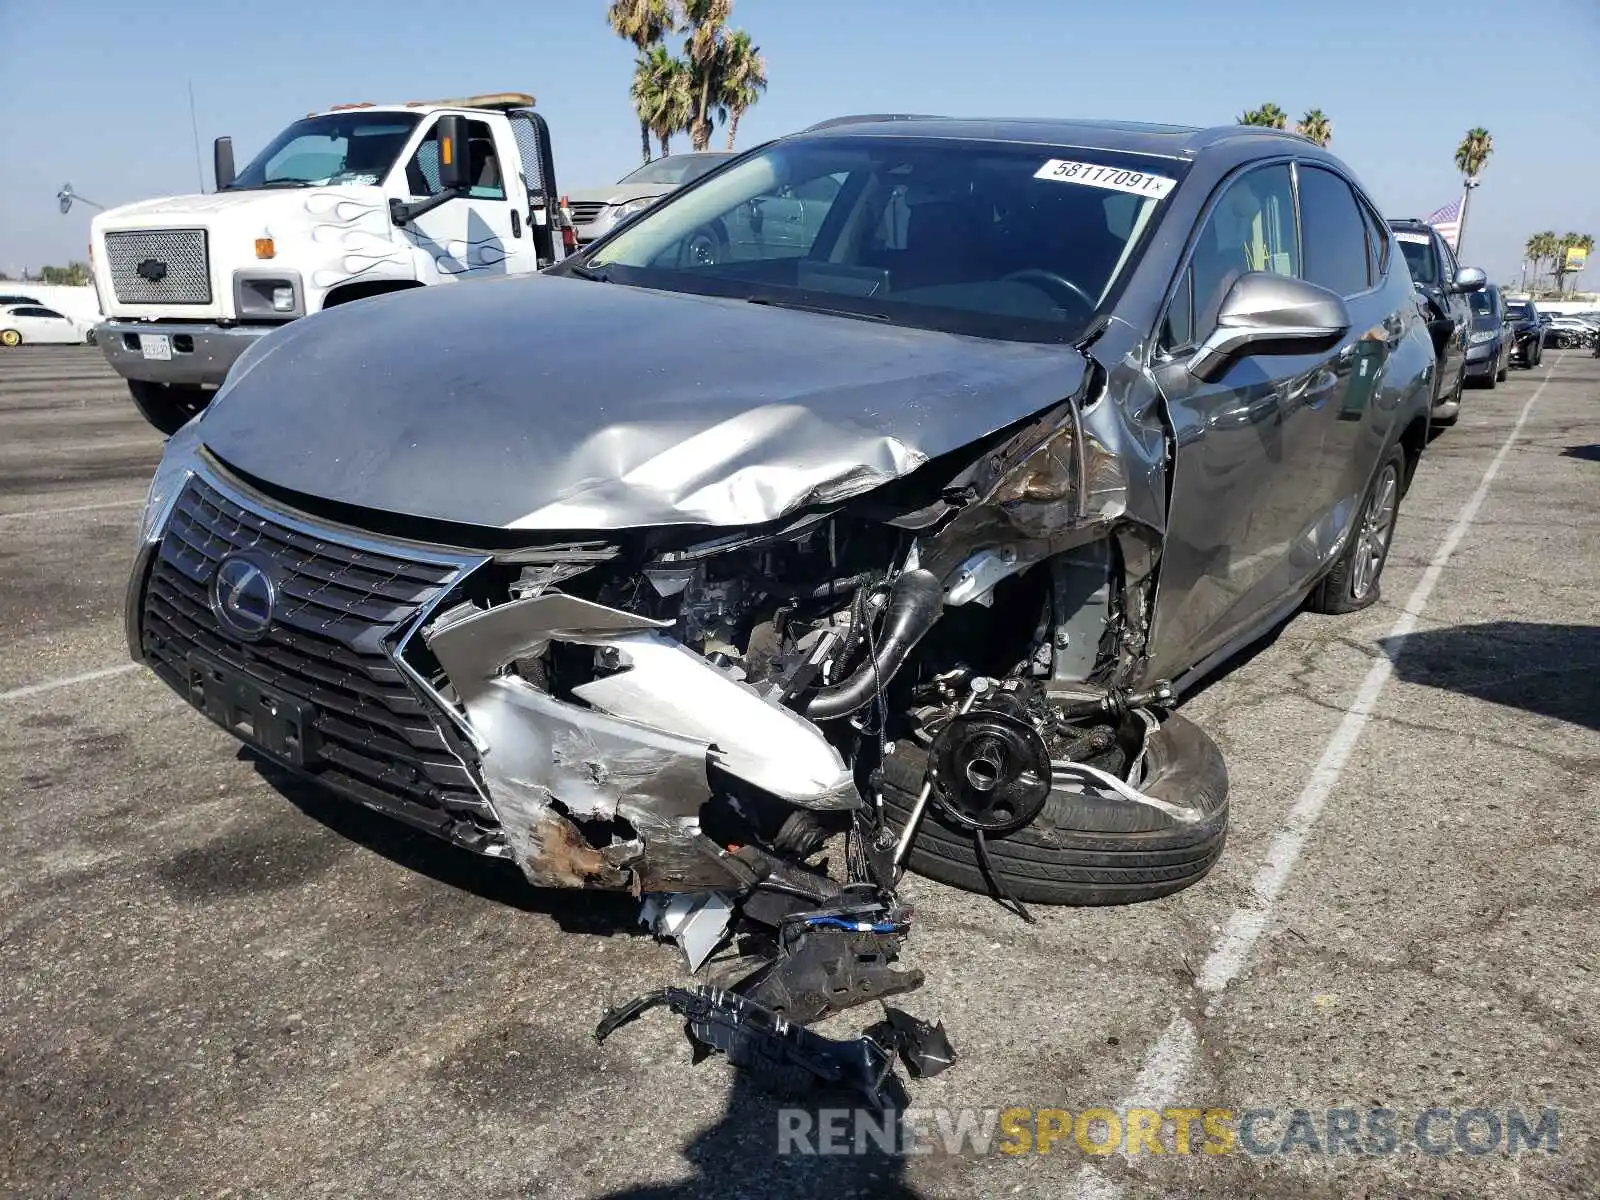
[1297, 167, 1371, 297]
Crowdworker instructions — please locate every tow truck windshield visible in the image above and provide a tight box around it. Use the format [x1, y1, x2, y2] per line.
[227, 112, 421, 190]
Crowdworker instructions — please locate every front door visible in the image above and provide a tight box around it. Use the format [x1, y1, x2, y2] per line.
[1145, 162, 1340, 679]
[393, 115, 531, 280]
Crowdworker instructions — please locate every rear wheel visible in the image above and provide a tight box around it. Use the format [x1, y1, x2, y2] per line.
[0, 329, 20, 348]
[879, 712, 1229, 907]
[1308, 444, 1404, 615]
[127, 379, 209, 435]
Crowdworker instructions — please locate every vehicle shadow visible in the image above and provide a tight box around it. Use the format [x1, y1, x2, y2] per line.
[243, 752, 641, 936]
[1380, 621, 1600, 732]
[1561, 444, 1600, 464]
[590, 1072, 920, 1200]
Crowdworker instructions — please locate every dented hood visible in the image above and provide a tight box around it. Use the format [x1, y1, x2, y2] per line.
[199, 274, 1090, 531]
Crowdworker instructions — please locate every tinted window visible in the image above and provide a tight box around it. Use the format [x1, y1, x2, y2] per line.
[1187, 163, 1298, 338]
[14, 306, 61, 318]
[1396, 233, 1439, 285]
[1297, 167, 1370, 297]
[587, 137, 1186, 343]
[1468, 288, 1499, 315]
[1358, 201, 1389, 285]
[1505, 301, 1531, 318]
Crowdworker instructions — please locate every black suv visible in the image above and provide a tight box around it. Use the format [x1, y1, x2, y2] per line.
[1503, 296, 1544, 369]
[1389, 218, 1486, 427]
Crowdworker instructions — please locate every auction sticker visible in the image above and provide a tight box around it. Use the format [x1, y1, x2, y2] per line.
[1394, 231, 1432, 244]
[1034, 159, 1176, 198]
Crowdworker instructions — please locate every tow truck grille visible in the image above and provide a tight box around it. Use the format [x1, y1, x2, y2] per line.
[104, 228, 212, 305]
[139, 475, 502, 850]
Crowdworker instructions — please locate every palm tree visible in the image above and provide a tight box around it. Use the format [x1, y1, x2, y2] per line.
[1552, 231, 1594, 294]
[718, 28, 766, 150]
[1452, 127, 1493, 256]
[1237, 103, 1288, 129]
[1295, 109, 1332, 147]
[609, 0, 679, 163]
[682, 0, 732, 151]
[631, 44, 693, 159]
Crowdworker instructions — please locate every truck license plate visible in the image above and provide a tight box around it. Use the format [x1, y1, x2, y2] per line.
[140, 334, 172, 361]
[185, 652, 317, 768]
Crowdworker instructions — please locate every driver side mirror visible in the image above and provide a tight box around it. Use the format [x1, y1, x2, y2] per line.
[1189, 273, 1350, 384]
[436, 115, 470, 192]
[213, 137, 235, 191]
[1452, 266, 1487, 294]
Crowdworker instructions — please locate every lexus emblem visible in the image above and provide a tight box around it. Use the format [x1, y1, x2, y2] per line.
[210, 553, 276, 640]
[136, 258, 169, 283]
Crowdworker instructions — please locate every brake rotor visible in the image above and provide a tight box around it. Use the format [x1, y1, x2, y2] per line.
[929, 708, 1051, 835]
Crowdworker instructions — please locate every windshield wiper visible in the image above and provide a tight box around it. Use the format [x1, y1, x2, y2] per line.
[566, 263, 612, 282]
[746, 295, 889, 322]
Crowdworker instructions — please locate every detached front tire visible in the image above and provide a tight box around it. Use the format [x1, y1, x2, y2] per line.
[878, 712, 1229, 906]
[1307, 444, 1405, 615]
[127, 379, 209, 435]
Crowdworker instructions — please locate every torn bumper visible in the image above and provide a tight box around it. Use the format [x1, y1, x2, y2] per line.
[424, 592, 861, 893]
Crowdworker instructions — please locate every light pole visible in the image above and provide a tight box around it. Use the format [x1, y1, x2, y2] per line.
[1455, 176, 1481, 258]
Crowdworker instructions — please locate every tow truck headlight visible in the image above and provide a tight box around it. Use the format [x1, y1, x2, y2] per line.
[615, 196, 659, 219]
[233, 271, 303, 319]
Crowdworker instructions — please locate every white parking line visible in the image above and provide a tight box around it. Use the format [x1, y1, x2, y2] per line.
[0, 499, 142, 521]
[1069, 358, 1560, 1196]
[0, 663, 139, 703]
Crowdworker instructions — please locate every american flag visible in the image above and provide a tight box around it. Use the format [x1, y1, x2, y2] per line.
[1426, 198, 1462, 250]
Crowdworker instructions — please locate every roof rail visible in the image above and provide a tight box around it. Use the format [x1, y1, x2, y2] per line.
[802, 113, 942, 132]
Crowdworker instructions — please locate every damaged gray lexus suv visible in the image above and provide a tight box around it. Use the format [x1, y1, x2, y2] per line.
[128, 117, 1433, 1032]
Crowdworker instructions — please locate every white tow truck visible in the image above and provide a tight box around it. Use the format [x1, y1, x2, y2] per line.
[90, 92, 569, 432]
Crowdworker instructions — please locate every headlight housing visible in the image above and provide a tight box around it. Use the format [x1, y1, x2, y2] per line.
[1468, 330, 1498, 345]
[615, 196, 659, 219]
[233, 270, 304, 319]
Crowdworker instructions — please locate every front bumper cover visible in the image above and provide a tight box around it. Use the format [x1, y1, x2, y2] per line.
[96, 320, 270, 388]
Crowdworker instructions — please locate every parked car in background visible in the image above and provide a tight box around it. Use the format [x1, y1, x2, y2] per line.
[1463, 283, 1512, 387]
[0, 304, 91, 346]
[1388, 218, 1485, 427]
[568, 151, 737, 247]
[130, 118, 1439, 936]
[1545, 315, 1597, 348]
[1503, 297, 1544, 368]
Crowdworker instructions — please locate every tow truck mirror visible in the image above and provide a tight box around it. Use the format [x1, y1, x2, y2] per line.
[436, 116, 470, 192]
[213, 137, 235, 191]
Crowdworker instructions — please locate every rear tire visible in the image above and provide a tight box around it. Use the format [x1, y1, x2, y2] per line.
[127, 379, 209, 435]
[0, 329, 20, 347]
[878, 712, 1229, 907]
[1307, 444, 1405, 615]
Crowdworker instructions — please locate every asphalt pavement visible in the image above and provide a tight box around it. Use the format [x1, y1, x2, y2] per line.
[1, 345, 1595, 1199]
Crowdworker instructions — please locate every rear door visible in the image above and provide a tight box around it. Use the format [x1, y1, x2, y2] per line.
[1292, 164, 1398, 554]
[1146, 161, 1340, 678]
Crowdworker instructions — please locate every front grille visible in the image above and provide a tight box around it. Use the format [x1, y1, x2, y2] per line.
[140, 476, 499, 848]
[568, 201, 608, 225]
[104, 228, 211, 305]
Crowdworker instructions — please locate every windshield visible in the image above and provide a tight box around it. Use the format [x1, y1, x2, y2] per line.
[583, 135, 1185, 342]
[1505, 301, 1531, 319]
[1396, 234, 1439, 286]
[618, 154, 734, 187]
[229, 112, 421, 189]
[1468, 289, 1498, 315]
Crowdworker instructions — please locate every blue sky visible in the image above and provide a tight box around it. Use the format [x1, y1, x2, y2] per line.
[2, 0, 1596, 287]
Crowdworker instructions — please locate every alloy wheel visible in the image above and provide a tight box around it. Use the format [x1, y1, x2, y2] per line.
[1349, 463, 1399, 601]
